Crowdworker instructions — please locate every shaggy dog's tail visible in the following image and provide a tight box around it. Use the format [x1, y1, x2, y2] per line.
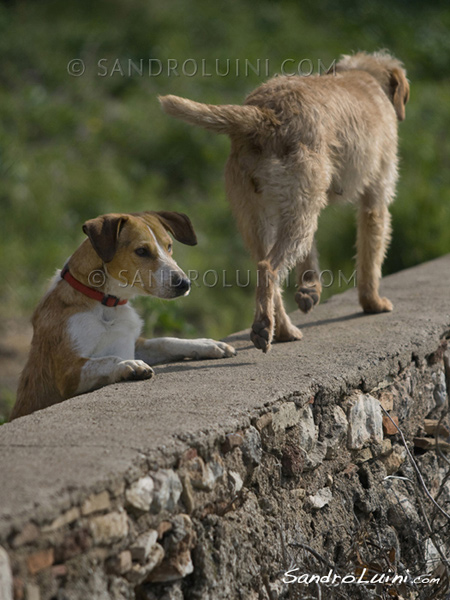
[159, 94, 277, 136]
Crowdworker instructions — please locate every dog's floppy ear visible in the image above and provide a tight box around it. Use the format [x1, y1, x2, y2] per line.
[389, 68, 409, 121]
[82, 214, 129, 262]
[153, 211, 198, 246]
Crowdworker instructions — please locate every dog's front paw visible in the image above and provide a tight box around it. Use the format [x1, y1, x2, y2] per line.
[295, 286, 320, 313]
[361, 296, 393, 314]
[115, 359, 154, 381]
[250, 316, 273, 353]
[192, 339, 237, 360]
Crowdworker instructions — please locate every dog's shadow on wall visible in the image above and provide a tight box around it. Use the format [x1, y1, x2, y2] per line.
[298, 310, 368, 329]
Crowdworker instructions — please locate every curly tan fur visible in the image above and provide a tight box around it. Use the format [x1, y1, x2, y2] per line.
[160, 51, 409, 352]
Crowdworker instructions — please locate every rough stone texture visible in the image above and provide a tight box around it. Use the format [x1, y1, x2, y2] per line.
[0, 257, 449, 599]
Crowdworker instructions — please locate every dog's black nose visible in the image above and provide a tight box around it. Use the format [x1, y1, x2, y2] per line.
[171, 273, 191, 295]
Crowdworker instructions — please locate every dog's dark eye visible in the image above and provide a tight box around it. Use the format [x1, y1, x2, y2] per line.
[135, 247, 150, 257]
[167, 243, 173, 253]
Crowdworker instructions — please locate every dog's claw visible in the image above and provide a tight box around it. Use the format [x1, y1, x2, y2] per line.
[295, 286, 320, 314]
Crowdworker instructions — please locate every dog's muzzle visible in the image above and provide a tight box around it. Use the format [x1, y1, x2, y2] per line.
[171, 272, 191, 296]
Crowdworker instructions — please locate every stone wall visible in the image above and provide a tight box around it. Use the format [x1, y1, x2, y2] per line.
[1, 256, 450, 600]
[1, 343, 449, 600]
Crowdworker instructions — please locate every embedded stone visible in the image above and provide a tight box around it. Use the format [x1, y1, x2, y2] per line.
[433, 371, 447, 407]
[207, 454, 225, 487]
[125, 544, 164, 584]
[157, 521, 173, 539]
[382, 415, 399, 436]
[221, 433, 244, 453]
[290, 488, 306, 500]
[242, 426, 262, 465]
[379, 391, 394, 411]
[382, 445, 407, 475]
[27, 548, 54, 575]
[303, 441, 327, 471]
[381, 438, 392, 455]
[183, 456, 207, 490]
[307, 487, 333, 510]
[228, 471, 243, 494]
[355, 448, 373, 463]
[106, 551, 132, 575]
[126, 477, 154, 512]
[90, 511, 128, 544]
[324, 405, 348, 459]
[181, 454, 222, 497]
[130, 530, 158, 564]
[297, 405, 317, 452]
[180, 474, 195, 513]
[81, 491, 111, 515]
[255, 412, 272, 432]
[347, 393, 383, 449]
[151, 470, 182, 513]
[272, 402, 301, 432]
[42, 507, 80, 532]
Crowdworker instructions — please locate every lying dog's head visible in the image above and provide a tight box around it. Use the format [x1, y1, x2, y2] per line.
[335, 50, 409, 121]
[82, 211, 197, 299]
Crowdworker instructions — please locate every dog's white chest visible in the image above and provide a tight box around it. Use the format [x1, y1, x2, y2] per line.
[67, 304, 143, 360]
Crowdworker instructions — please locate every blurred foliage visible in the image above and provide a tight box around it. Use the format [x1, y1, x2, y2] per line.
[0, 0, 449, 340]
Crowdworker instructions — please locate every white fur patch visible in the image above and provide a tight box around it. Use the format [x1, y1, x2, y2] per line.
[68, 303, 142, 360]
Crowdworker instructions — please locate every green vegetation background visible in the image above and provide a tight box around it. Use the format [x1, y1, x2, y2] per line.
[0, 0, 449, 374]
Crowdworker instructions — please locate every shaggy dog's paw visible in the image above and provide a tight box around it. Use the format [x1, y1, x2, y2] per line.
[250, 317, 273, 353]
[275, 322, 303, 343]
[361, 296, 393, 314]
[116, 360, 154, 381]
[295, 286, 320, 313]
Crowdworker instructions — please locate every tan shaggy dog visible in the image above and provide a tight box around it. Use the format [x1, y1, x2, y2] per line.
[11, 211, 235, 420]
[159, 51, 409, 353]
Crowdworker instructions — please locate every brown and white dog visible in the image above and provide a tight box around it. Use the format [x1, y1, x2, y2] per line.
[11, 211, 235, 420]
[159, 51, 409, 353]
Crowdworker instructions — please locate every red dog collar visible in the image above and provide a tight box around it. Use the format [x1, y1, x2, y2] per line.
[61, 266, 128, 307]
